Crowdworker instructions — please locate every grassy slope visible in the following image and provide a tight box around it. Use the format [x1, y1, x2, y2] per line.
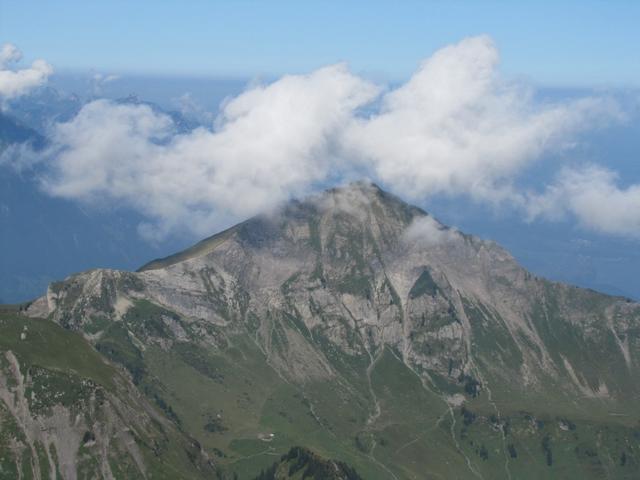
[68, 291, 640, 479]
[0, 310, 217, 480]
[141, 335, 390, 479]
[10, 281, 639, 479]
[139, 329, 640, 479]
[0, 309, 115, 388]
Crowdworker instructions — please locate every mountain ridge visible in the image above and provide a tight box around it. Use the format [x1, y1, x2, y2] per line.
[4, 181, 640, 478]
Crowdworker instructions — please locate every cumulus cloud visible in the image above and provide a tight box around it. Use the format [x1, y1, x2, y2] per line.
[403, 215, 458, 246]
[19, 35, 633, 239]
[41, 65, 379, 239]
[342, 36, 621, 205]
[527, 166, 640, 237]
[0, 43, 52, 101]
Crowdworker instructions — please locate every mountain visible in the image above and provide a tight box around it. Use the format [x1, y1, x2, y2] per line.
[0, 306, 216, 479]
[6, 86, 83, 134]
[253, 447, 363, 480]
[6, 86, 199, 138]
[114, 94, 201, 134]
[2, 182, 640, 478]
[0, 89, 204, 304]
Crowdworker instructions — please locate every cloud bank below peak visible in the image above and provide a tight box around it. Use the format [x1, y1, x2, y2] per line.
[16, 35, 639, 240]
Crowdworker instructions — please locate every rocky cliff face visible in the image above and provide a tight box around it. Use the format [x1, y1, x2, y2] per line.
[0, 310, 216, 479]
[10, 182, 640, 478]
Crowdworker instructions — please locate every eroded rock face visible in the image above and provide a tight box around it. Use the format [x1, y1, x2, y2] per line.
[0, 350, 145, 480]
[0, 317, 216, 480]
[29, 183, 640, 403]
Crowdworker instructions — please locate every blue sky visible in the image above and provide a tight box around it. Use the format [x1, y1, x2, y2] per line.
[1, 0, 640, 304]
[2, 0, 639, 85]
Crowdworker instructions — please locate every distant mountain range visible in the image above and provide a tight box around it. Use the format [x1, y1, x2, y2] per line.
[6, 86, 200, 135]
[2, 183, 639, 478]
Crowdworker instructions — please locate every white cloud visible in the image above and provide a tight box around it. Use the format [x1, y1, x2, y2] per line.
[403, 215, 458, 246]
[527, 165, 640, 237]
[20, 35, 633, 240]
[0, 142, 43, 171]
[0, 43, 52, 101]
[342, 36, 621, 205]
[173, 92, 214, 125]
[91, 72, 119, 96]
[42, 65, 379, 239]
[0, 44, 21, 66]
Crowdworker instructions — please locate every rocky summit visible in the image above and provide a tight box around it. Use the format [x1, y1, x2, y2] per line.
[2, 182, 640, 479]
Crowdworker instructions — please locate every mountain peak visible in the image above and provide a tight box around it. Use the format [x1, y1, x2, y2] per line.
[328, 179, 382, 196]
[306, 180, 426, 226]
[140, 182, 427, 271]
[321, 180, 404, 208]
